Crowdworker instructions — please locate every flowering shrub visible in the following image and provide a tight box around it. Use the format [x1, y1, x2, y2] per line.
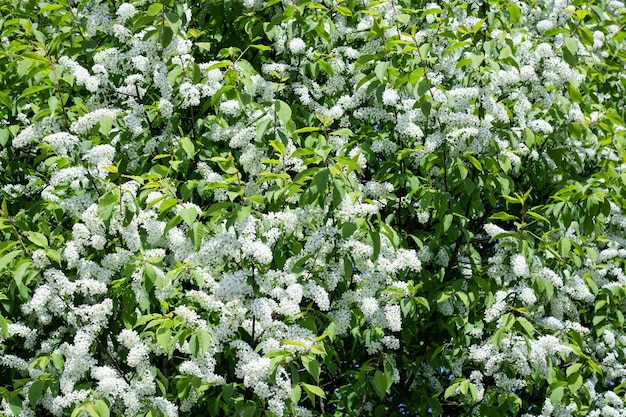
[0, 0, 625, 416]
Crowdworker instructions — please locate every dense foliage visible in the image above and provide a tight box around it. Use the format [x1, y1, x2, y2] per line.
[1, 0, 625, 415]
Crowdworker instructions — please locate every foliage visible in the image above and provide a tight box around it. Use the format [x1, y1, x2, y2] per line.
[0, 0, 625, 416]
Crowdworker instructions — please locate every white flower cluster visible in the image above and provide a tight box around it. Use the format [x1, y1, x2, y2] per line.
[2, 0, 625, 416]
[59, 56, 100, 92]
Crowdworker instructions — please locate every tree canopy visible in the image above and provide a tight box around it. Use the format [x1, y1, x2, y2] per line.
[0, 0, 625, 416]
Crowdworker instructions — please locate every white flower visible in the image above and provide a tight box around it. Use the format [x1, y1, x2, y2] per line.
[361, 297, 379, 317]
[518, 287, 537, 305]
[528, 119, 554, 134]
[83, 144, 116, 179]
[70, 109, 120, 134]
[511, 254, 530, 278]
[288, 38, 306, 54]
[219, 99, 241, 116]
[116, 3, 136, 23]
[59, 56, 100, 92]
[179, 82, 201, 108]
[158, 99, 174, 119]
[382, 87, 399, 106]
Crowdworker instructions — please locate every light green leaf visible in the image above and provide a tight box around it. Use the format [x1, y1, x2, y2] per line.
[309, 343, 326, 355]
[197, 329, 212, 355]
[180, 207, 198, 226]
[93, 400, 109, 417]
[275, 100, 292, 127]
[0, 250, 23, 271]
[249, 44, 271, 51]
[191, 222, 203, 251]
[329, 128, 353, 136]
[490, 212, 518, 221]
[508, 4, 521, 24]
[25, 232, 48, 248]
[302, 355, 321, 382]
[147, 3, 163, 15]
[301, 382, 326, 399]
[180, 137, 195, 159]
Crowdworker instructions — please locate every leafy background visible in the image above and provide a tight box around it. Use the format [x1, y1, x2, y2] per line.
[0, 0, 625, 416]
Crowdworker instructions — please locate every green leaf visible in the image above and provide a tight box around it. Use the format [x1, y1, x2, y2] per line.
[197, 329, 212, 355]
[526, 211, 549, 223]
[455, 58, 473, 71]
[180, 207, 198, 226]
[329, 128, 353, 136]
[50, 354, 64, 370]
[159, 198, 178, 214]
[550, 385, 566, 405]
[283, 339, 307, 348]
[97, 190, 119, 225]
[560, 238, 571, 257]
[371, 230, 380, 261]
[249, 44, 271, 51]
[309, 343, 326, 355]
[21, 52, 48, 64]
[502, 194, 520, 204]
[587, 358, 602, 375]
[28, 380, 44, 406]
[71, 406, 85, 417]
[293, 126, 322, 134]
[147, 3, 163, 16]
[211, 155, 238, 175]
[161, 26, 174, 49]
[25, 232, 48, 248]
[375, 61, 388, 82]
[0, 315, 9, 339]
[355, 53, 378, 69]
[409, 67, 425, 85]
[270, 139, 285, 155]
[301, 382, 326, 399]
[0, 96, 11, 114]
[336, 6, 353, 16]
[444, 382, 459, 399]
[210, 85, 235, 105]
[164, 215, 183, 235]
[191, 222, 203, 251]
[291, 385, 302, 404]
[507, 4, 521, 24]
[469, 383, 479, 401]
[318, 59, 334, 76]
[301, 356, 321, 382]
[371, 370, 388, 400]
[156, 326, 172, 351]
[180, 137, 195, 160]
[466, 154, 483, 172]
[443, 41, 472, 55]
[20, 85, 52, 98]
[313, 168, 329, 196]
[93, 400, 110, 417]
[0, 250, 23, 272]
[566, 363, 582, 378]
[442, 213, 453, 232]
[85, 404, 99, 417]
[205, 60, 232, 72]
[516, 317, 534, 336]
[490, 212, 518, 221]
[275, 100, 292, 127]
